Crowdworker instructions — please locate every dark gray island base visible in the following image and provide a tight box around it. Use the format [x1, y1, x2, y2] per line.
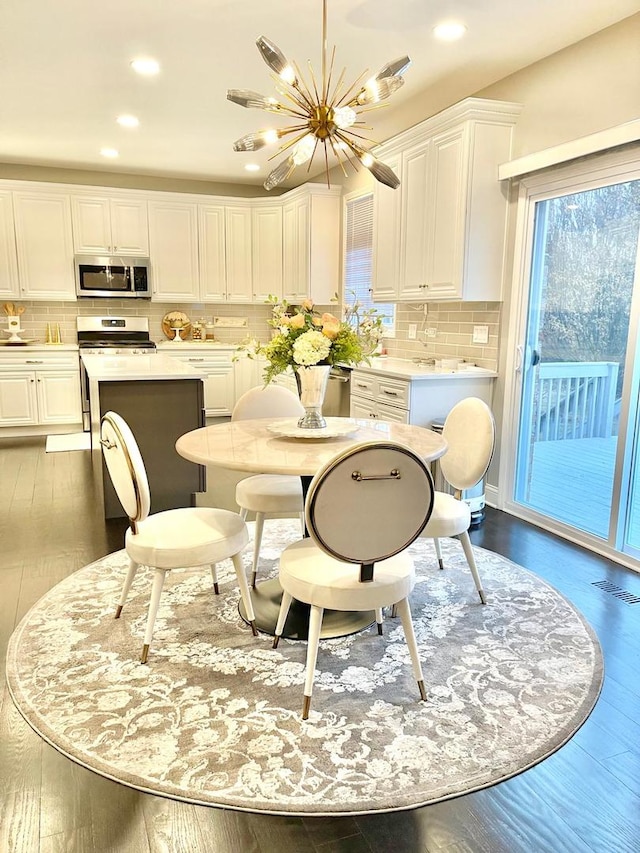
[95, 378, 205, 519]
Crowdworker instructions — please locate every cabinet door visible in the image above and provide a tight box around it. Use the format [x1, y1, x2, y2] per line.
[36, 371, 82, 423]
[71, 196, 111, 253]
[252, 206, 283, 302]
[376, 401, 409, 424]
[0, 192, 19, 298]
[0, 372, 37, 425]
[148, 201, 199, 302]
[199, 205, 227, 302]
[13, 192, 75, 300]
[349, 394, 376, 420]
[424, 127, 466, 300]
[282, 198, 308, 303]
[398, 141, 431, 301]
[372, 154, 401, 302]
[203, 368, 235, 416]
[225, 207, 252, 303]
[110, 198, 149, 255]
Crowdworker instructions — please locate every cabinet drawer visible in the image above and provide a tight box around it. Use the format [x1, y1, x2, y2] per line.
[351, 372, 376, 399]
[376, 377, 409, 408]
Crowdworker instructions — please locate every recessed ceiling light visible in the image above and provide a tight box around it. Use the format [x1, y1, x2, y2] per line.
[117, 114, 139, 128]
[244, 164, 260, 172]
[433, 22, 467, 42]
[100, 147, 119, 159]
[130, 58, 160, 76]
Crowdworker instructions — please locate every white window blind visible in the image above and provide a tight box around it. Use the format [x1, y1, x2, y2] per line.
[344, 193, 395, 334]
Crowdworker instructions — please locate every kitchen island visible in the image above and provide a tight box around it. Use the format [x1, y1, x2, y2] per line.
[82, 353, 207, 518]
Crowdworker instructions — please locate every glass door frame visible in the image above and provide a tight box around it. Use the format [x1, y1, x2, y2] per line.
[499, 146, 640, 571]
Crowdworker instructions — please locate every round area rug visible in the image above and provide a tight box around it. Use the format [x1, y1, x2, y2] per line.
[6, 520, 603, 816]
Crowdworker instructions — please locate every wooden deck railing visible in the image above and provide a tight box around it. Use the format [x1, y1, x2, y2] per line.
[534, 361, 619, 441]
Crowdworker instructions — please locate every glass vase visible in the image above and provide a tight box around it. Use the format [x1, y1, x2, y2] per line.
[295, 365, 331, 429]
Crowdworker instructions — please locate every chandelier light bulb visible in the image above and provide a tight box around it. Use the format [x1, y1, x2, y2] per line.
[264, 155, 296, 191]
[256, 36, 298, 86]
[333, 106, 357, 130]
[292, 135, 316, 165]
[233, 129, 282, 152]
[227, 90, 281, 111]
[356, 75, 404, 106]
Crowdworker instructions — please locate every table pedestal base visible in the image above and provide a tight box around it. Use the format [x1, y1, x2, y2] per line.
[238, 578, 375, 640]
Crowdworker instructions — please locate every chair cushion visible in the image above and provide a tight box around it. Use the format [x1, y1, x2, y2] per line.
[235, 474, 303, 514]
[420, 491, 471, 539]
[279, 538, 416, 611]
[125, 507, 249, 569]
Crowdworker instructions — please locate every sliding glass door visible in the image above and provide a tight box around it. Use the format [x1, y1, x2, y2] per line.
[507, 153, 640, 563]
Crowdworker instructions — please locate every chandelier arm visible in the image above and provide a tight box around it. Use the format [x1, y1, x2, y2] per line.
[324, 45, 336, 105]
[268, 129, 316, 160]
[274, 81, 315, 115]
[332, 134, 362, 173]
[323, 140, 331, 188]
[305, 137, 322, 173]
[327, 66, 347, 109]
[329, 143, 351, 179]
[321, 0, 328, 98]
[307, 61, 322, 107]
[289, 63, 317, 112]
[334, 69, 371, 108]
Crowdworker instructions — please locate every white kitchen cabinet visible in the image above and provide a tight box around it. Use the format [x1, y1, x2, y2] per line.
[282, 185, 340, 305]
[199, 204, 226, 302]
[225, 206, 252, 303]
[148, 200, 199, 302]
[13, 192, 75, 301]
[350, 371, 410, 423]
[0, 191, 19, 299]
[71, 195, 149, 255]
[252, 204, 283, 302]
[372, 98, 521, 303]
[199, 204, 252, 303]
[161, 347, 235, 416]
[0, 350, 82, 427]
[371, 154, 401, 303]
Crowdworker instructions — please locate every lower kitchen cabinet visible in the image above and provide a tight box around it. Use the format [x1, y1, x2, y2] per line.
[161, 347, 235, 416]
[0, 353, 82, 427]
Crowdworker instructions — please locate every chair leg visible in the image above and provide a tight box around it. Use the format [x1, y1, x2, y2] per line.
[433, 537, 444, 569]
[394, 597, 427, 702]
[250, 512, 265, 588]
[390, 603, 398, 618]
[272, 590, 294, 649]
[459, 531, 487, 604]
[231, 553, 258, 636]
[141, 568, 167, 664]
[210, 564, 219, 595]
[238, 507, 248, 521]
[375, 607, 384, 635]
[302, 604, 324, 720]
[299, 511, 305, 536]
[115, 558, 139, 618]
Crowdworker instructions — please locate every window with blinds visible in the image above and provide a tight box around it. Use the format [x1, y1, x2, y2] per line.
[343, 193, 395, 335]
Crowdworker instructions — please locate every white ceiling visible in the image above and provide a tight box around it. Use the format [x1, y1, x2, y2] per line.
[1, 0, 637, 189]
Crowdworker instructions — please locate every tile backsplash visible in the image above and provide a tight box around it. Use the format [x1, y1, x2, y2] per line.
[5, 298, 501, 371]
[383, 302, 501, 371]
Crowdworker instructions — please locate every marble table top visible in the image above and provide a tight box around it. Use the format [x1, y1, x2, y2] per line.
[176, 417, 447, 477]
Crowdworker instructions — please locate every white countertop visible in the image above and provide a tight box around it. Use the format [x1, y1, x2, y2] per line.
[81, 352, 208, 381]
[155, 340, 236, 350]
[354, 357, 497, 381]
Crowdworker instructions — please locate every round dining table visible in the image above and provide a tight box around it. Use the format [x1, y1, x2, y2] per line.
[176, 416, 447, 639]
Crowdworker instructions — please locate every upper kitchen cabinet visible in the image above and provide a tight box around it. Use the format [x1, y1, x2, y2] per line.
[252, 203, 283, 303]
[148, 199, 199, 302]
[0, 192, 19, 298]
[71, 195, 149, 256]
[372, 98, 521, 303]
[199, 203, 253, 303]
[13, 191, 75, 300]
[282, 185, 340, 305]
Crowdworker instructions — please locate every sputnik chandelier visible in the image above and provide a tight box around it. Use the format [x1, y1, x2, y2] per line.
[227, 0, 410, 191]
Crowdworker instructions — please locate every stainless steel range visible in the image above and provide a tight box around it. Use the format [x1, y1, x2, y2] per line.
[77, 316, 156, 430]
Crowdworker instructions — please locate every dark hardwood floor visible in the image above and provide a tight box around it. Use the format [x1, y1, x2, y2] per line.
[1, 436, 640, 852]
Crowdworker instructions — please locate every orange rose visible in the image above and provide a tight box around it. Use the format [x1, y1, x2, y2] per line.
[289, 313, 306, 329]
[321, 313, 340, 339]
[301, 298, 314, 312]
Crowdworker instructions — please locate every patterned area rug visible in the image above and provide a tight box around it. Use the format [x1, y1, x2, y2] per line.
[6, 520, 603, 816]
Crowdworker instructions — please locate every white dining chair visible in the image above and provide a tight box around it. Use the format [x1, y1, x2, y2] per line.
[272, 440, 435, 720]
[100, 410, 258, 664]
[232, 385, 306, 587]
[420, 397, 495, 604]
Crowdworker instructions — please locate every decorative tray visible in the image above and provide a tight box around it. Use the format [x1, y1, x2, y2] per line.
[267, 418, 360, 439]
[161, 311, 192, 340]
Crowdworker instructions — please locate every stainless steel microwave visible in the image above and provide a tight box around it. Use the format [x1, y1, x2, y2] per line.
[75, 256, 151, 298]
